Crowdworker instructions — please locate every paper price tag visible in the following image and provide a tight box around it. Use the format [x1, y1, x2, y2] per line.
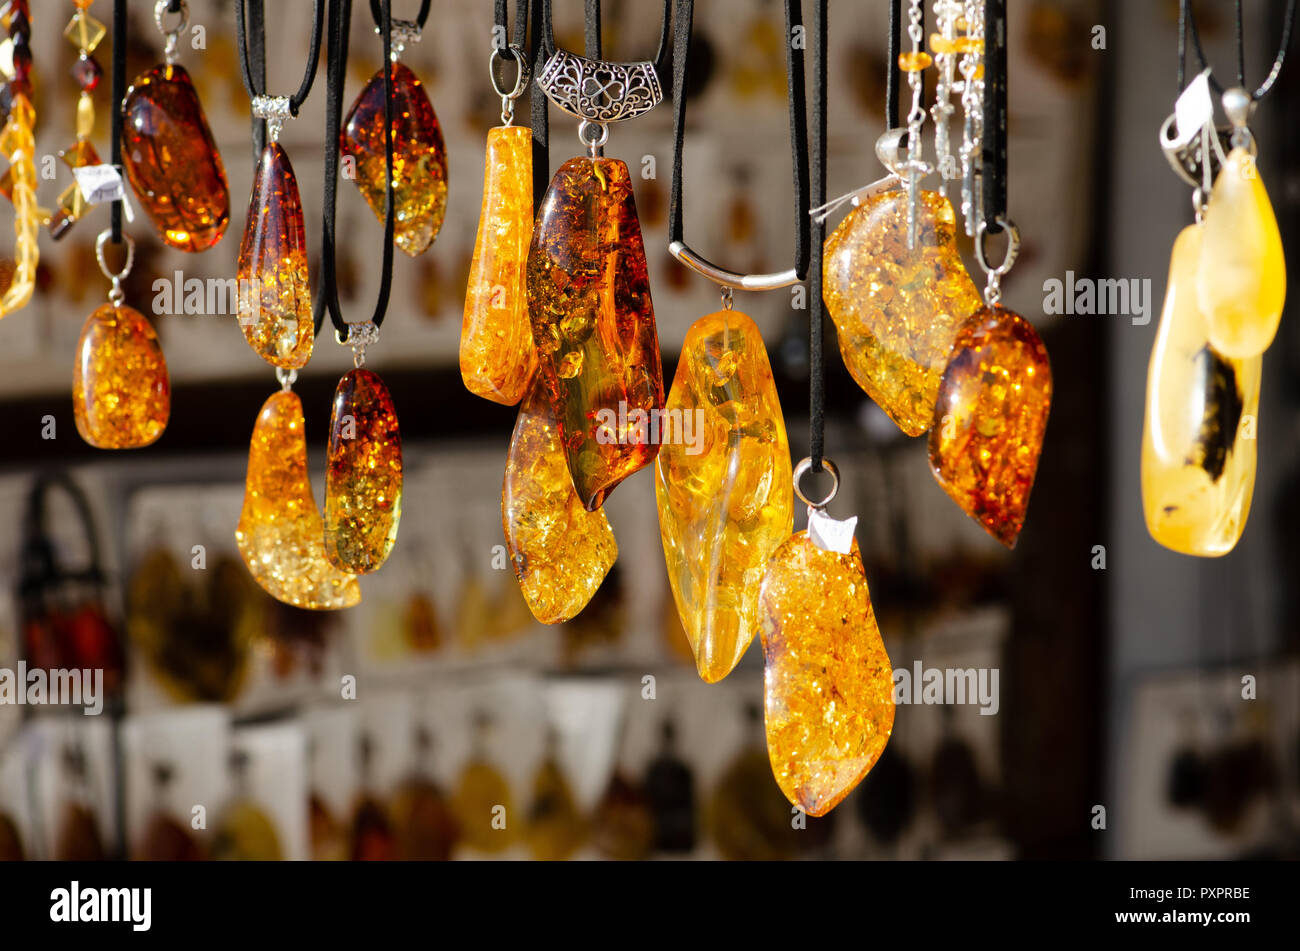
[1172, 69, 1214, 145]
[807, 507, 857, 555]
[73, 164, 135, 222]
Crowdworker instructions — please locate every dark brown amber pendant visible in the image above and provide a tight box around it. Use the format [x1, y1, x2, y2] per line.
[527, 157, 664, 510]
[325, 369, 403, 574]
[72, 303, 170, 449]
[121, 64, 230, 252]
[342, 62, 447, 258]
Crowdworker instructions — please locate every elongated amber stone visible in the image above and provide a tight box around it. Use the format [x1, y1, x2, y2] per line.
[1197, 148, 1286, 358]
[236, 390, 360, 610]
[528, 157, 664, 510]
[342, 62, 448, 257]
[324, 369, 403, 574]
[73, 303, 170, 449]
[655, 309, 792, 683]
[237, 143, 313, 369]
[461, 125, 536, 405]
[760, 533, 894, 817]
[121, 64, 230, 252]
[929, 306, 1052, 547]
[503, 380, 617, 623]
[0, 92, 38, 316]
[1143, 224, 1260, 556]
[824, 188, 982, 435]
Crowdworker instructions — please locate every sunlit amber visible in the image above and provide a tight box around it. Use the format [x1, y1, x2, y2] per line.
[72, 303, 170, 449]
[0, 92, 38, 315]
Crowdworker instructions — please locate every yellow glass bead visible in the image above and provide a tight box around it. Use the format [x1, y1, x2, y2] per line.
[897, 51, 933, 72]
[63, 11, 107, 53]
[76, 92, 95, 140]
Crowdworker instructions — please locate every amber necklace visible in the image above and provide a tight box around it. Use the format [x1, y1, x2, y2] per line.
[0, 0, 38, 316]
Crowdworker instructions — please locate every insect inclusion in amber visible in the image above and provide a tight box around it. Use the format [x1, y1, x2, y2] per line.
[73, 303, 170, 449]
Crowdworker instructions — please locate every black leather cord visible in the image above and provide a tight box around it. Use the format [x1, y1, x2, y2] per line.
[1185, 0, 1297, 99]
[982, 0, 1007, 232]
[370, 0, 431, 27]
[529, 0, 550, 208]
[808, 0, 827, 472]
[235, 0, 325, 116]
[494, 0, 531, 46]
[886, 0, 901, 128]
[110, 0, 126, 243]
[539, 0, 671, 71]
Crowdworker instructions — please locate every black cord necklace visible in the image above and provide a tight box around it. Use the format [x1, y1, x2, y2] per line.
[1183, 0, 1297, 100]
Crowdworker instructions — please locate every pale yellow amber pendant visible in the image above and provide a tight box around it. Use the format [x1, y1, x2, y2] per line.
[1143, 224, 1260, 556]
[759, 533, 894, 816]
[655, 309, 792, 683]
[1197, 147, 1286, 358]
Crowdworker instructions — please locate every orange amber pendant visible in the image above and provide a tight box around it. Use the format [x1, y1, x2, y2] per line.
[929, 305, 1052, 547]
[527, 157, 664, 510]
[237, 143, 313, 369]
[73, 303, 170, 449]
[324, 369, 403, 574]
[342, 62, 447, 257]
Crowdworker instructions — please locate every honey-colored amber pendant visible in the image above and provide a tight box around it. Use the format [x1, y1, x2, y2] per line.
[236, 390, 360, 610]
[1143, 224, 1260, 556]
[502, 380, 617, 624]
[121, 64, 230, 252]
[324, 369, 403, 574]
[655, 309, 792, 683]
[461, 125, 536, 404]
[823, 188, 981, 435]
[237, 143, 313, 369]
[1197, 148, 1286, 358]
[0, 91, 39, 316]
[929, 306, 1052, 548]
[760, 533, 894, 817]
[342, 62, 448, 257]
[72, 303, 170, 449]
[528, 157, 665, 510]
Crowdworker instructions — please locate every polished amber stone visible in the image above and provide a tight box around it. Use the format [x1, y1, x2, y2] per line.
[237, 142, 313, 369]
[72, 303, 170, 449]
[928, 305, 1052, 548]
[452, 758, 515, 854]
[527, 157, 664, 509]
[461, 125, 536, 405]
[235, 390, 361, 610]
[655, 309, 792, 683]
[524, 755, 585, 861]
[342, 62, 447, 257]
[502, 380, 617, 624]
[1143, 224, 1260, 556]
[1197, 147, 1286, 358]
[324, 368, 403, 574]
[0, 92, 37, 315]
[121, 64, 230, 252]
[759, 533, 894, 817]
[823, 187, 982, 435]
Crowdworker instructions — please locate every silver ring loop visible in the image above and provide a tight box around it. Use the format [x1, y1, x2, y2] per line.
[792, 457, 839, 510]
[95, 230, 135, 284]
[489, 44, 531, 101]
[154, 0, 188, 37]
[974, 216, 1020, 278]
[578, 119, 609, 150]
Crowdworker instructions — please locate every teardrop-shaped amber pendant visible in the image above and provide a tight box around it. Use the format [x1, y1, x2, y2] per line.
[823, 188, 982, 435]
[324, 369, 403, 574]
[461, 125, 536, 404]
[237, 143, 313, 369]
[655, 309, 792, 683]
[929, 305, 1052, 548]
[1197, 147, 1286, 358]
[121, 64, 230, 252]
[1143, 224, 1260, 556]
[73, 303, 170, 449]
[236, 390, 360, 610]
[527, 156, 665, 510]
[760, 533, 894, 817]
[342, 62, 448, 257]
[503, 379, 617, 623]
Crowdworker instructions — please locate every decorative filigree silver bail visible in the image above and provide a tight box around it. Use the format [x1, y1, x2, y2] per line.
[252, 95, 292, 143]
[381, 18, 422, 59]
[344, 320, 380, 368]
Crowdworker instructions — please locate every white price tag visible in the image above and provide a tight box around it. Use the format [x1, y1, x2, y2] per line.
[73, 164, 135, 222]
[1172, 69, 1214, 145]
[807, 507, 857, 555]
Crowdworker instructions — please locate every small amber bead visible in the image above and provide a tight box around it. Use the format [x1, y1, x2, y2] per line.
[953, 36, 984, 54]
[929, 33, 959, 55]
[898, 51, 933, 72]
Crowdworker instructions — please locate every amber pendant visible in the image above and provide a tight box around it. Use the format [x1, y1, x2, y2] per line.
[236, 389, 360, 610]
[324, 369, 403, 574]
[461, 125, 536, 404]
[1143, 224, 1260, 556]
[929, 305, 1052, 547]
[342, 62, 448, 257]
[503, 379, 617, 623]
[237, 143, 313, 369]
[655, 309, 792, 683]
[73, 303, 170, 449]
[528, 157, 664, 510]
[823, 188, 982, 435]
[760, 533, 894, 817]
[121, 64, 230, 252]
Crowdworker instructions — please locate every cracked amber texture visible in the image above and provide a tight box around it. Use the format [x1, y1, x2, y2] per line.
[823, 188, 981, 435]
[236, 390, 360, 610]
[527, 157, 664, 510]
[324, 369, 403, 574]
[237, 143, 313, 369]
[1143, 224, 1260, 556]
[461, 125, 536, 404]
[73, 303, 170, 449]
[0, 92, 38, 315]
[760, 533, 894, 817]
[503, 380, 617, 624]
[342, 62, 447, 257]
[656, 309, 792, 683]
[929, 305, 1052, 548]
